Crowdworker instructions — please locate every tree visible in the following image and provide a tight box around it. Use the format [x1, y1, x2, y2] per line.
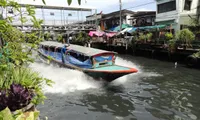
[176, 29, 195, 48]
[165, 32, 173, 41]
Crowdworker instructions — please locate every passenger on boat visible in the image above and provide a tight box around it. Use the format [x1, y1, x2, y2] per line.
[61, 45, 68, 63]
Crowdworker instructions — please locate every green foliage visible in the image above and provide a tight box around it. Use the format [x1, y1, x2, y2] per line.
[168, 39, 176, 52]
[192, 51, 200, 58]
[78, 0, 81, 5]
[190, 17, 200, 26]
[0, 0, 53, 114]
[76, 32, 90, 43]
[42, 0, 46, 5]
[138, 33, 147, 42]
[0, 66, 54, 105]
[165, 32, 173, 41]
[137, 32, 152, 42]
[57, 34, 63, 42]
[33, 0, 81, 5]
[176, 29, 195, 45]
[0, 1, 43, 70]
[146, 33, 152, 40]
[67, 0, 81, 5]
[44, 32, 51, 41]
[67, 0, 72, 5]
[0, 107, 13, 120]
[0, 107, 40, 120]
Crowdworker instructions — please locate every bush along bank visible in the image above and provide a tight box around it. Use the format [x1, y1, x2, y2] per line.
[129, 28, 200, 66]
[0, 0, 54, 119]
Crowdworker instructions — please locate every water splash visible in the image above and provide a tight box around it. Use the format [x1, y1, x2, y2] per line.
[113, 57, 141, 84]
[29, 62, 101, 94]
[112, 57, 162, 85]
[29, 55, 161, 94]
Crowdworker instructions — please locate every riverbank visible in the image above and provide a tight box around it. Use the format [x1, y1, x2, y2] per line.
[90, 42, 200, 68]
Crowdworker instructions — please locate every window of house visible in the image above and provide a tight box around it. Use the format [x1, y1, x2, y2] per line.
[184, 0, 192, 10]
[158, 1, 176, 13]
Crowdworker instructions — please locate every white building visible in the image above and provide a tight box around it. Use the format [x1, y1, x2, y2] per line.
[155, 0, 200, 33]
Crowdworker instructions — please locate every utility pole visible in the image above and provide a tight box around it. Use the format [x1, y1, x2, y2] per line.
[119, 0, 122, 31]
[95, 9, 98, 30]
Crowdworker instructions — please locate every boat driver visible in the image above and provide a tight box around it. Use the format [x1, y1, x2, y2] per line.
[61, 45, 69, 63]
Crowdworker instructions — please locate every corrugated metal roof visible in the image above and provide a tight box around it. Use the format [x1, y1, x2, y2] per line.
[40, 41, 116, 56]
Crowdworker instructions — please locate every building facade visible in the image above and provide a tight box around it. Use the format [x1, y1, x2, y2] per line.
[101, 10, 135, 30]
[129, 11, 156, 27]
[86, 13, 103, 25]
[155, 0, 200, 32]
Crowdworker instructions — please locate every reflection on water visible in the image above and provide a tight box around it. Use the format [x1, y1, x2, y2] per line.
[31, 55, 200, 120]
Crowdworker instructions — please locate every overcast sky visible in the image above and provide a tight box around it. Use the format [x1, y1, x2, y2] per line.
[17, 0, 156, 13]
[13, 0, 156, 23]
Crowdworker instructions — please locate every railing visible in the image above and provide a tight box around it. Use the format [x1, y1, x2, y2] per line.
[11, 20, 84, 26]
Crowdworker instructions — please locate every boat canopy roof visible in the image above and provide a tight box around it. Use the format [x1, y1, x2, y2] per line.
[40, 41, 117, 57]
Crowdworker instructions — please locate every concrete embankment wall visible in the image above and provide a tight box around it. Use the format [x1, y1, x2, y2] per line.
[90, 42, 200, 68]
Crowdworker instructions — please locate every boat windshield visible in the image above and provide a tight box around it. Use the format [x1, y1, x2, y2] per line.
[92, 54, 115, 68]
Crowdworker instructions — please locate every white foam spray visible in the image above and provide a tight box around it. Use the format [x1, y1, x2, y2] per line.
[112, 57, 162, 85]
[29, 55, 161, 94]
[30, 62, 101, 94]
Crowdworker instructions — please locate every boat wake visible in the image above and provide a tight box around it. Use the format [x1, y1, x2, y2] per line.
[29, 56, 161, 94]
[30, 62, 101, 94]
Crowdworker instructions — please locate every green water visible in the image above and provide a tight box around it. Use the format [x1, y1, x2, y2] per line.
[36, 55, 200, 120]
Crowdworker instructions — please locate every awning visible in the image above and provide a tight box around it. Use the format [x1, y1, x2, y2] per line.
[89, 31, 117, 37]
[89, 31, 105, 37]
[116, 28, 133, 36]
[137, 25, 166, 30]
[106, 32, 117, 37]
[112, 24, 132, 32]
[125, 27, 137, 33]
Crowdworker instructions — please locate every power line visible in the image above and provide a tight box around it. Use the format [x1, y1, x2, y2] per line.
[124, 1, 156, 10]
[123, 1, 198, 12]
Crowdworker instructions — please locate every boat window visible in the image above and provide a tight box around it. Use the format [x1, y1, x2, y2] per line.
[68, 51, 89, 62]
[44, 46, 48, 51]
[56, 48, 61, 53]
[49, 47, 55, 52]
[94, 55, 113, 63]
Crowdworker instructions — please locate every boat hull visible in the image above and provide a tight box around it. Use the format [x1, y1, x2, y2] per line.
[85, 71, 131, 82]
[38, 51, 137, 82]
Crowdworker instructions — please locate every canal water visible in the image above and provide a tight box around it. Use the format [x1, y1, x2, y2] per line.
[30, 55, 200, 120]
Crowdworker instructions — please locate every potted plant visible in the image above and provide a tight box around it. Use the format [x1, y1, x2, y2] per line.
[0, 66, 53, 119]
[146, 33, 153, 43]
[138, 33, 146, 43]
[165, 32, 173, 42]
[0, 0, 54, 119]
[168, 39, 176, 53]
[176, 29, 195, 49]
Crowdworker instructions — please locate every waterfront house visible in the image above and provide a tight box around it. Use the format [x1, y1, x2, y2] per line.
[155, 0, 200, 33]
[100, 10, 135, 30]
[86, 12, 103, 25]
[129, 11, 156, 27]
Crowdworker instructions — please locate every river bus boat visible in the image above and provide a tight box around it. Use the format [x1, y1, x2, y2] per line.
[38, 41, 138, 82]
